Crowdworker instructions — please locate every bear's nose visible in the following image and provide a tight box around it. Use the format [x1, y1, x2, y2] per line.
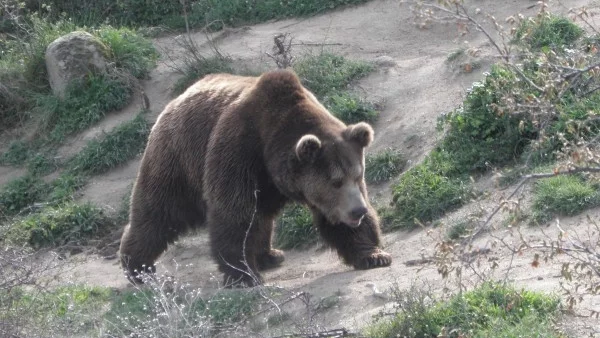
[350, 206, 368, 220]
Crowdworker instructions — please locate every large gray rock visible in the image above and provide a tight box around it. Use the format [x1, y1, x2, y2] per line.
[45, 31, 108, 98]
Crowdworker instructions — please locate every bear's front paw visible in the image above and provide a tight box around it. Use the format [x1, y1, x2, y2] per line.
[353, 249, 392, 270]
[257, 249, 285, 271]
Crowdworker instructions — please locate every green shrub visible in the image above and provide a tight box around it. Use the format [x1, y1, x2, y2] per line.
[389, 151, 471, 229]
[294, 52, 373, 97]
[275, 204, 318, 249]
[7, 202, 113, 248]
[95, 26, 159, 78]
[66, 113, 150, 176]
[532, 175, 600, 224]
[0, 175, 50, 217]
[365, 148, 405, 183]
[515, 15, 584, 51]
[365, 282, 560, 338]
[439, 65, 535, 172]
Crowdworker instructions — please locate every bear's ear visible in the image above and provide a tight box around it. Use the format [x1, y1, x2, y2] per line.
[295, 134, 322, 163]
[344, 122, 374, 148]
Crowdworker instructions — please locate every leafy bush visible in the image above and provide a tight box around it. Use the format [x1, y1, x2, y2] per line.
[0, 175, 49, 217]
[6, 202, 113, 248]
[532, 175, 600, 224]
[275, 204, 318, 249]
[38, 73, 133, 142]
[515, 15, 584, 51]
[365, 282, 560, 338]
[365, 148, 405, 183]
[389, 151, 471, 229]
[66, 113, 150, 176]
[439, 65, 535, 173]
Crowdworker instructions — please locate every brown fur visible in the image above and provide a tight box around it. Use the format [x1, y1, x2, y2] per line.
[119, 70, 392, 286]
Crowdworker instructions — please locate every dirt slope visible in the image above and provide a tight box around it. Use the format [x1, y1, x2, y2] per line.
[4, 0, 600, 336]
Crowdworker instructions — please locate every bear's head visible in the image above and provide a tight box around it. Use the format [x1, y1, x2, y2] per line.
[293, 122, 374, 228]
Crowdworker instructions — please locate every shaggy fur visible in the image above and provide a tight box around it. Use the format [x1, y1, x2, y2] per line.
[119, 70, 392, 286]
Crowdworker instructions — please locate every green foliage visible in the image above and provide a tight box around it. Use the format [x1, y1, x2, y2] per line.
[48, 173, 86, 203]
[275, 204, 318, 249]
[447, 220, 471, 240]
[66, 113, 150, 176]
[38, 73, 133, 143]
[365, 282, 560, 338]
[515, 15, 584, 51]
[0, 175, 50, 217]
[7, 202, 113, 248]
[532, 175, 600, 224]
[1, 285, 112, 338]
[439, 65, 535, 172]
[294, 52, 373, 97]
[95, 26, 159, 78]
[26, 153, 57, 175]
[389, 151, 471, 229]
[173, 57, 234, 95]
[365, 148, 405, 183]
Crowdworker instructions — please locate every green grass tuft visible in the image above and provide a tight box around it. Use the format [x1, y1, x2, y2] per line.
[66, 113, 150, 176]
[5, 202, 113, 248]
[388, 151, 471, 229]
[365, 148, 406, 183]
[532, 175, 600, 224]
[294, 52, 373, 97]
[0, 175, 50, 217]
[0, 140, 32, 166]
[365, 282, 560, 338]
[95, 26, 159, 78]
[275, 204, 318, 250]
[294, 52, 377, 124]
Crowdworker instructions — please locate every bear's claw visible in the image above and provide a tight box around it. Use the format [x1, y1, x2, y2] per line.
[353, 250, 392, 270]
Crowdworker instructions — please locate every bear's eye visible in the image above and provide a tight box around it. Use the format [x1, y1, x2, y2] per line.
[332, 179, 343, 189]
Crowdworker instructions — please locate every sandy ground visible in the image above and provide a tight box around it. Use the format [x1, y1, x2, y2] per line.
[2, 0, 600, 336]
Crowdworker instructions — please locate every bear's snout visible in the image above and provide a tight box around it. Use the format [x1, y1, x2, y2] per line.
[350, 206, 368, 220]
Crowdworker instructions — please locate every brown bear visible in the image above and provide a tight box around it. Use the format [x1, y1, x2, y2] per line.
[119, 69, 392, 286]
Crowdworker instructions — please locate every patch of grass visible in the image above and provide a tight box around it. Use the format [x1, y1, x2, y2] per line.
[26, 153, 57, 175]
[37, 73, 133, 143]
[1, 285, 112, 338]
[324, 91, 379, 123]
[388, 151, 471, 229]
[173, 57, 234, 95]
[294, 52, 373, 97]
[365, 148, 406, 183]
[0, 140, 32, 166]
[66, 113, 150, 176]
[48, 173, 86, 203]
[294, 52, 377, 124]
[5, 202, 113, 248]
[447, 220, 472, 240]
[515, 15, 584, 51]
[532, 175, 600, 224]
[275, 204, 318, 250]
[446, 48, 465, 62]
[365, 282, 560, 338]
[95, 26, 159, 78]
[0, 175, 50, 217]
